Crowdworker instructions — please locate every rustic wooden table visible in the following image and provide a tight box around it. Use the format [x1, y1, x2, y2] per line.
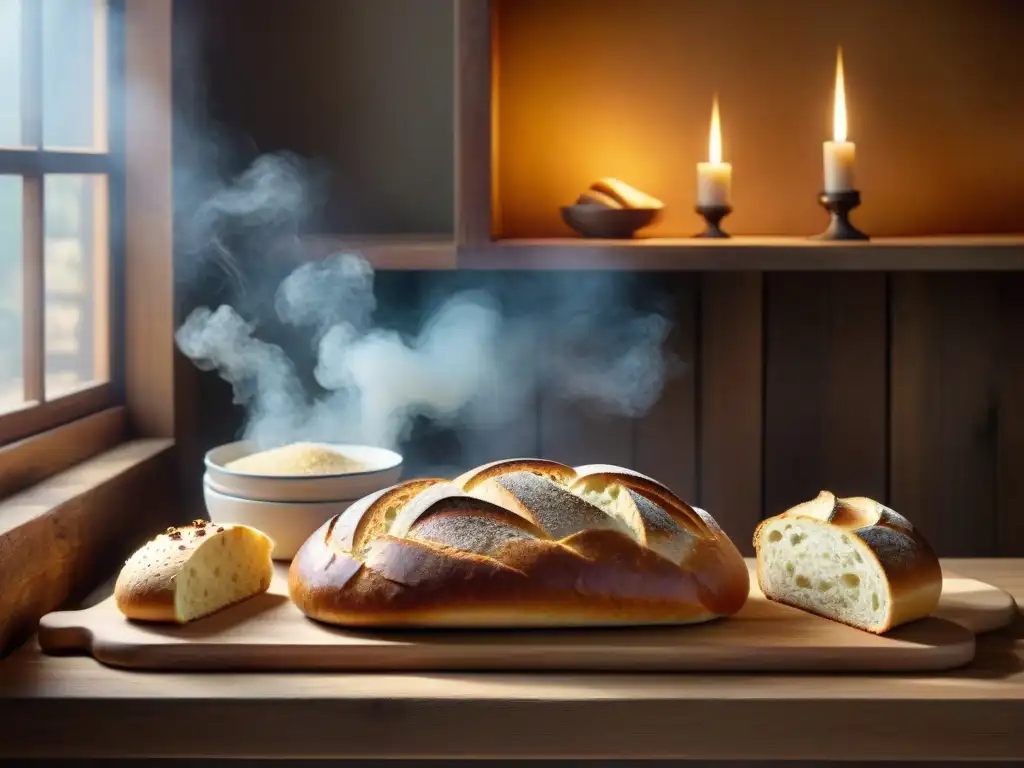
[0, 558, 1020, 761]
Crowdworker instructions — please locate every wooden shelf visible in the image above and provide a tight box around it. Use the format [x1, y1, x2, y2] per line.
[301, 235, 457, 270]
[460, 235, 1024, 271]
[297, 235, 1024, 271]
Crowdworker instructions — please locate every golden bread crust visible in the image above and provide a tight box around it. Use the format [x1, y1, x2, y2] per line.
[570, 464, 713, 536]
[453, 457, 577, 491]
[114, 525, 202, 622]
[289, 460, 750, 628]
[344, 477, 447, 555]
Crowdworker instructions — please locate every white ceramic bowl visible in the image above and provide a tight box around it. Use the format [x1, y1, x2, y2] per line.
[202, 477, 353, 560]
[203, 440, 403, 503]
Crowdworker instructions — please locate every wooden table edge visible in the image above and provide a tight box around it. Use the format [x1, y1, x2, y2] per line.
[0, 557, 1020, 760]
[0, 696, 1022, 760]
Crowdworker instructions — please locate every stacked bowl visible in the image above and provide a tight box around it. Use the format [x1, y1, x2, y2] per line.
[202, 441, 404, 560]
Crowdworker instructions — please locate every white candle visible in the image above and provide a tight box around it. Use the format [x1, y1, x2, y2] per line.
[697, 96, 732, 207]
[823, 47, 856, 193]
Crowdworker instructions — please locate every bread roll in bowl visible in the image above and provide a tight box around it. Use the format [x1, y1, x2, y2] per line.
[288, 459, 749, 628]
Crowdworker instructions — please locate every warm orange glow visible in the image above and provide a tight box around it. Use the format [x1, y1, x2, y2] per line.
[833, 47, 847, 142]
[709, 95, 723, 165]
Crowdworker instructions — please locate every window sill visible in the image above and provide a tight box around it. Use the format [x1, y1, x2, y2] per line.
[0, 435, 177, 655]
[0, 406, 128, 500]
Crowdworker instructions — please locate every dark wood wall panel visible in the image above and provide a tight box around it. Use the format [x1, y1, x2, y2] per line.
[890, 274, 1000, 557]
[996, 274, 1024, 556]
[698, 273, 764, 555]
[538, 398, 633, 468]
[537, 274, 700, 493]
[534, 271, 637, 469]
[632, 275, 698, 502]
[764, 274, 888, 518]
[455, 0, 493, 246]
[176, 0, 455, 237]
[457, 390, 540, 469]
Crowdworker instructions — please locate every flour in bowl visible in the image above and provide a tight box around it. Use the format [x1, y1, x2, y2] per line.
[225, 443, 367, 476]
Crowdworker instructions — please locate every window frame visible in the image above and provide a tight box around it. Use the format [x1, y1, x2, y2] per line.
[0, 0, 125, 447]
[0, 0, 174, 654]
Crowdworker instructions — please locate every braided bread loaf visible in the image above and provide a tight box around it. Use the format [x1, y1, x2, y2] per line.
[288, 459, 750, 627]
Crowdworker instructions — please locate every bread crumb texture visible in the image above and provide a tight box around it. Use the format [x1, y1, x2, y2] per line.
[758, 518, 888, 632]
[114, 521, 274, 623]
[755, 491, 941, 634]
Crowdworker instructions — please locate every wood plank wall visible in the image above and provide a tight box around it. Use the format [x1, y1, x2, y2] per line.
[513, 271, 1024, 558]
[360, 270, 1024, 559]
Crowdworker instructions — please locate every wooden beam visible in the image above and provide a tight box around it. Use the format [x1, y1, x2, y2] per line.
[124, 0, 174, 438]
[20, 177, 43, 406]
[763, 273, 888, 512]
[455, 0, 493, 246]
[890, 274, 999, 556]
[633, 274, 698, 502]
[997, 274, 1024, 556]
[699, 272, 764, 553]
[458, 237, 1024, 271]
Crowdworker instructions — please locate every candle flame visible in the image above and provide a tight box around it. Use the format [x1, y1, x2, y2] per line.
[833, 47, 847, 142]
[709, 95, 722, 165]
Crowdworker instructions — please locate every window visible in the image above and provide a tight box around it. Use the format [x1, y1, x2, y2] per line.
[0, 0, 121, 445]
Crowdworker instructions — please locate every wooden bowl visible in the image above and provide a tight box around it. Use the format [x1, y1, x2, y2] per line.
[560, 205, 661, 239]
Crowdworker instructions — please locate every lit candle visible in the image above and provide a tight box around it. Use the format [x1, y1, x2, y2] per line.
[697, 95, 732, 207]
[823, 47, 856, 193]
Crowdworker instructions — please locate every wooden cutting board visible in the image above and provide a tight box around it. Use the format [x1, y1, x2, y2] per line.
[38, 562, 1017, 673]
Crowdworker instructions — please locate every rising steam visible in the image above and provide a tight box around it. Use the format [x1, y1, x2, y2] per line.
[175, 154, 678, 454]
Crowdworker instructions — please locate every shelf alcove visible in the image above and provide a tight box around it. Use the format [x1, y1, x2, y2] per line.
[458, 0, 1024, 270]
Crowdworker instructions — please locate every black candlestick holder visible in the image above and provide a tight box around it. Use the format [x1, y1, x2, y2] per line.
[694, 204, 733, 238]
[812, 190, 869, 241]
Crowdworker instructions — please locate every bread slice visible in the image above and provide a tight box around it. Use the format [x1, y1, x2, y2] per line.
[753, 491, 943, 634]
[114, 520, 274, 623]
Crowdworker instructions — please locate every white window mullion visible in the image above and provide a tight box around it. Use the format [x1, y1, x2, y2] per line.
[20, 0, 44, 404]
[91, 0, 108, 153]
[21, 177, 43, 405]
[19, 0, 41, 148]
